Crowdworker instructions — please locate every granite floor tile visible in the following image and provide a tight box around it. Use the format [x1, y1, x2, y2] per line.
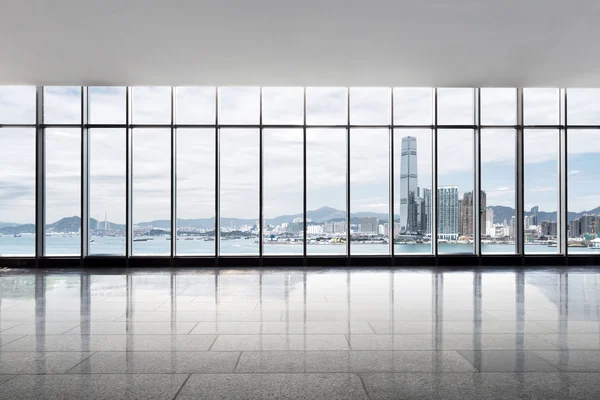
[155, 301, 258, 311]
[458, 350, 560, 372]
[0, 375, 15, 385]
[535, 350, 600, 371]
[360, 372, 598, 400]
[537, 320, 600, 334]
[68, 351, 239, 373]
[176, 373, 368, 400]
[0, 334, 26, 348]
[236, 350, 476, 373]
[0, 334, 217, 352]
[534, 333, 600, 350]
[0, 322, 24, 332]
[0, 374, 187, 400]
[0, 322, 83, 335]
[190, 321, 373, 335]
[0, 351, 93, 374]
[210, 334, 350, 351]
[62, 321, 198, 335]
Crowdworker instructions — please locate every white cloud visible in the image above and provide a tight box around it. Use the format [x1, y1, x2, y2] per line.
[569, 169, 580, 175]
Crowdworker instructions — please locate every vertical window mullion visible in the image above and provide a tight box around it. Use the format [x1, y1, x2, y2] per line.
[346, 88, 351, 259]
[474, 89, 481, 256]
[389, 88, 395, 258]
[170, 87, 177, 258]
[81, 87, 90, 258]
[516, 88, 524, 256]
[35, 86, 45, 258]
[259, 88, 264, 258]
[303, 87, 307, 259]
[215, 88, 220, 258]
[125, 87, 133, 258]
[432, 88, 438, 256]
[559, 88, 568, 256]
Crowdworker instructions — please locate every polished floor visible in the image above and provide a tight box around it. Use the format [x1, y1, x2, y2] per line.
[0, 268, 600, 399]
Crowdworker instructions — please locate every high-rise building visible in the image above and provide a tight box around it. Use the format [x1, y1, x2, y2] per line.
[459, 191, 487, 237]
[360, 217, 379, 233]
[530, 206, 539, 226]
[438, 186, 459, 240]
[399, 136, 419, 233]
[509, 216, 516, 239]
[423, 188, 432, 234]
[485, 207, 494, 236]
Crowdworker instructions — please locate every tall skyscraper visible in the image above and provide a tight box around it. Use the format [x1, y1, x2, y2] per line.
[399, 136, 418, 234]
[423, 188, 432, 234]
[530, 206, 539, 226]
[459, 191, 487, 237]
[438, 186, 459, 240]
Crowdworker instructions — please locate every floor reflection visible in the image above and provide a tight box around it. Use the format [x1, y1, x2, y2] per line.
[2, 268, 600, 398]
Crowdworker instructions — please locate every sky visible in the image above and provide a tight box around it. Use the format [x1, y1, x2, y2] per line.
[1, 86, 600, 225]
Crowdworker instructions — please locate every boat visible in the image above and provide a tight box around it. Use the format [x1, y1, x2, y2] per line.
[14, 233, 21, 238]
[133, 238, 149, 242]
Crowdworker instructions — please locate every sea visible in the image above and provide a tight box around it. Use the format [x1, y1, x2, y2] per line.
[1, 234, 599, 256]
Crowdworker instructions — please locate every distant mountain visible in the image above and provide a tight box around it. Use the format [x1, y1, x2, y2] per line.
[0, 222, 19, 229]
[489, 206, 585, 224]
[0, 224, 35, 234]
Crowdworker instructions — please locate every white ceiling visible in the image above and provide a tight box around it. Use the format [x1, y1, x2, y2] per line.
[1, 0, 599, 87]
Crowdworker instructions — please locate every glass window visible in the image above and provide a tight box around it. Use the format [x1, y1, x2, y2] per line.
[219, 129, 259, 255]
[567, 89, 600, 125]
[89, 87, 126, 124]
[263, 129, 303, 255]
[306, 129, 347, 255]
[524, 88, 559, 125]
[437, 129, 474, 254]
[481, 88, 516, 125]
[132, 129, 171, 255]
[132, 87, 171, 124]
[176, 128, 215, 255]
[481, 129, 516, 254]
[175, 87, 216, 125]
[45, 128, 81, 256]
[219, 87, 260, 125]
[437, 88, 474, 125]
[524, 129, 559, 254]
[306, 88, 347, 125]
[350, 88, 390, 125]
[567, 130, 600, 254]
[89, 129, 126, 256]
[262, 87, 304, 125]
[393, 88, 432, 126]
[394, 129, 433, 255]
[0, 128, 35, 256]
[44, 87, 81, 124]
[350, 128, 389, 255]
[0, 86, 36, 124]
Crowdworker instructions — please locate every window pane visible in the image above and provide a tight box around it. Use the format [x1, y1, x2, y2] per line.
[524, 88, 559, 125]
[437, 129, 474, 254]
[89, 87, 126, 124]
[263, 129, 303, 255]
[0, 128, 35, 256]
[89, 129, 126, 256]
[175, 87, 216, 125]
[567, 130, 600, 254]
[567, 89, 600, 125]
[219, 129, 259, 255]
[262, 87, 303, 125]
[0, 86, 36, 124]
[394, 129, 432, 254]
[219, 87, 260, 125]
[437, 88, 474, 125]
[481, 88, 516, 125]
[132, 129, 171, 255]
[176, 128, 215, 255]
[132, 87, 171, 124]
[45, 128, 81, 256]
[350, 88, 390, 125]
[393, 88, 431, 125]
[524, 129, 558, 254]
[306, 129, 346, 255]
[44, 87, 81, 124]
[350, 128, 389, 254]
[481, 129, 516, 254]
[306, 88, 347, 125]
